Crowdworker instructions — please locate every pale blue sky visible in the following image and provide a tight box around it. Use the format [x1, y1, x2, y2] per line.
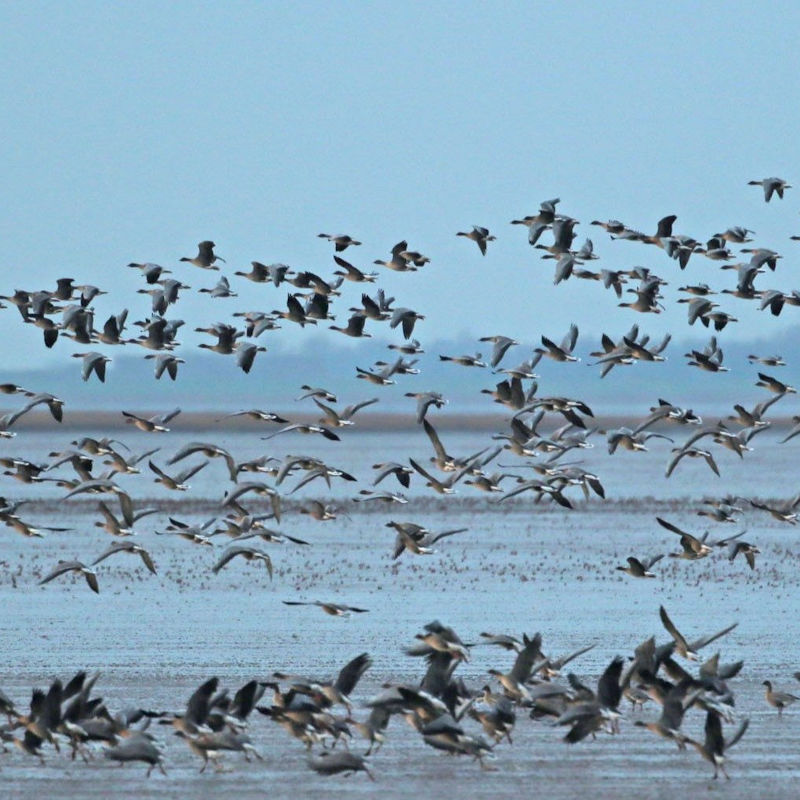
[2, 1, 799, 369]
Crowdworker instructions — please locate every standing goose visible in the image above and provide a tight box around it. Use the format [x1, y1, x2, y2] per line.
[763, 680, 800, 716]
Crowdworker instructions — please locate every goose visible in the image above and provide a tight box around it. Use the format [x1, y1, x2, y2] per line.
[387, 521, 467, 559]
[329, 312, 370, 337]
[282, 600, 368, 616]
[616, 554, 664, 578]
[263, 422, 340, 442]
[656, 517, 712, 559]
[198, 275, 237, 298]
[332, 254, 377, 282]
[658, 605, 737, 660]
[308, 750, 373, 779]
[536, 216, 579, 256]
[122, 408, 181, 433]
[167, 441, 237, 481]
[149, 459, 208, 491]
[374, 240, 415, 272]
[512, 197, 559, 244]
[748, 176, 791, 202]
[755, 371, 796, 394]
[313, 396, 377, 427]
[478, 334, 518, 368]
[212, 546, 272, 578]
[234, 341, 266, 373]
[127, 262, 170, 283]
[144, 352, 185, 380]
[534, 323, 579, 362]
[439, 352, 487, 367]
[272, 294, 317, 327]
[104, 733, 166, 776]
[72, 352, 111, 382]
[180, 240, 225, 268]
[196, 322, 243, 354]
[372, 462, 414, 488]
[633, 683, 700, 749]
[95, 309, 128, 344]
[216, 409, 289, 424]
[686, 711, 749, 779]
[317, 232, 361, 251]
[39, 560, 99, 593]
[389, 307, 425, 339]
[763, 681, 800, 716]
[457, 225, 495, 255]
[92, 541, 157, 574]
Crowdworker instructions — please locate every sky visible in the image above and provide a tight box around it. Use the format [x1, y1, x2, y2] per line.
[2, 1, 799, 373]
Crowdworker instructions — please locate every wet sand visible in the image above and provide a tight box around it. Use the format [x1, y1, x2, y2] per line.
[2, 482, 800, 798]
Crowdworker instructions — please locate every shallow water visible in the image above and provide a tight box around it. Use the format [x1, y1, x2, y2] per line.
[2, 426, 800, 798]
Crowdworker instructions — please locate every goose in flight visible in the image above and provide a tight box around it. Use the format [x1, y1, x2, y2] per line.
[386, 521, 468, 559]
[755, 372, 796, 394]
[180, 240, 225, 268]
[457, 225, 495, 255]
[405, 391, 447, 423]
[234, 341, 266, 374]
[512, 197, 559, 245]
[389, 307, 425, 339]
[122, 408, 181, 433]
[282, 600, 368, 616]
[317, 233, 361, 251]
[686, 711, 749, 780]
[92, 541, 157, 574]
[748, 176, 791, 202]
[658, 605, 737, 660]
[615, 553, 664, 578]
[479, 334, 518, 368]
[144, 352, 185, 380]
[534, 323, 579, 363]
[656, 517, 712, 559]
[329, 312, 371, 338]
[128, 261, 170, 284]
[198, 275, 237, 298]
[149, 459, 208, 491]
[39, 560, 99, 593]
[167, 441, 237, 481]
[439, 352, 487, 368]
[332, 255, 377, 283]
[216, 409, 289, 424]
[374, 240, 416, 272]
[664, 438, 720, 477]
[313, 396, 378, 427]
[72, 352, 111, 382]
[212, 546, 273, 578]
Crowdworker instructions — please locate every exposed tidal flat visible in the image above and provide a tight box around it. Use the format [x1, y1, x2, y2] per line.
[1, 425, 800, 797]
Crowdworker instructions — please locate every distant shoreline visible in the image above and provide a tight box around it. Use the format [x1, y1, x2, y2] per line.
[2, 409, 798, 432]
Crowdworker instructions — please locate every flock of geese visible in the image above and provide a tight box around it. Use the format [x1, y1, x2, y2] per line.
[2, 176, 800, 783]
[4, 606, 797, 780]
